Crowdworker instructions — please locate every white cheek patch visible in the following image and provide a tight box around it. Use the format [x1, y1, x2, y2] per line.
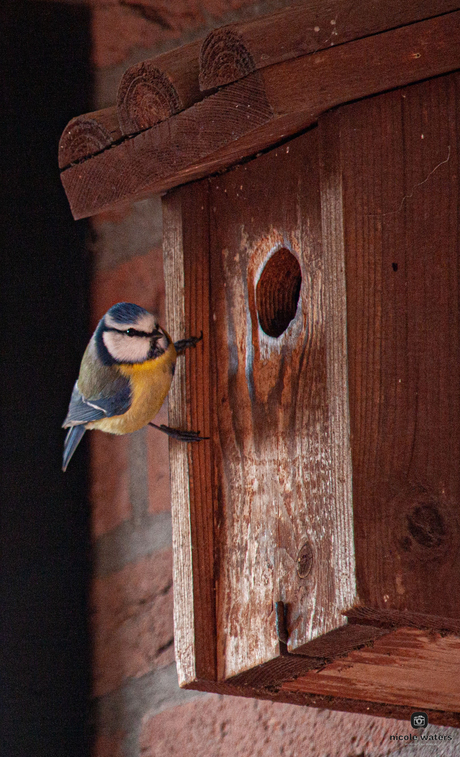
[103, 330, 151, 364]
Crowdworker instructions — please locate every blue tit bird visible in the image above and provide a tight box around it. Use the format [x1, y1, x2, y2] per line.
[62, 302, 206, 471]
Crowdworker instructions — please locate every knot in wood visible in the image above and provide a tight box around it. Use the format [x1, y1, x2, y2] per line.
[406, 503, 446, 549]
[296, 540, 314, 579]
[390, 484, 457, 564]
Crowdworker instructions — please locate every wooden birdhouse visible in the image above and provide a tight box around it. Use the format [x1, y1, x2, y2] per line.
[60, 0, 460, 724]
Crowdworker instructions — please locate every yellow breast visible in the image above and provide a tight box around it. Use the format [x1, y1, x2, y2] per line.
[88, 343, 177, 435]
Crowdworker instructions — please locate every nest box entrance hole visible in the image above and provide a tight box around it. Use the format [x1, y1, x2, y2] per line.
[256, 248, 302, 338]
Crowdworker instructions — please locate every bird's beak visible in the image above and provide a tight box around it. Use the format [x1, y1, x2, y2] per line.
[151, 327, 163, 340]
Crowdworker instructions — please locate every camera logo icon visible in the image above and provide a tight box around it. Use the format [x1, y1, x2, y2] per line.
[411, 712, 428, 728]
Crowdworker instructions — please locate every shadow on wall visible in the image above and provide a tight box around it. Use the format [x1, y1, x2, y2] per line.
[1, 2, 92, 755]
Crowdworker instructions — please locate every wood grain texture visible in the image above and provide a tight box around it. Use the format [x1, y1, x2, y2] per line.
[58, 106, 121, 169]
[223, 626, 393, 686]
[333, 72, 460, 617]
[61, 73, 273, 220]
[289, 623, 388, 658]
[165, 131, 357, 685]
[225, 653, 327, 690]
[184, 674, 460, 726]
[163, 187, 216, 685]
[262, 11, 460, 117]
[281, 628, 460, 712]
[182, 182, 216, 683]
[208, 130, 355, 678]
[199, 0, 459, 90]
[347, 607, 460, 634]
[163, 192, 194, 685]
[61, 12, 460, 219]
[117, 40, 203, 135]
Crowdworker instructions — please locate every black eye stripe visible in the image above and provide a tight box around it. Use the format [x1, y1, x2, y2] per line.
[126, 328, 151, 337]
[110, 327, 158, 338]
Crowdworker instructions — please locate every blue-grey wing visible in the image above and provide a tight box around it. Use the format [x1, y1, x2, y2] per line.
[62, 378, 132, 428]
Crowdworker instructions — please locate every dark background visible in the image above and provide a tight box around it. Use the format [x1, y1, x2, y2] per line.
[2, 2, 92, 755]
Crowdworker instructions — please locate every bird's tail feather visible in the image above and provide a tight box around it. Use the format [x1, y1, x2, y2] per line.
[62, 425, 86, 472]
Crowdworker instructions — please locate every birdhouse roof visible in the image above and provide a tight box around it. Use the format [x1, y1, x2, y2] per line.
[59, 0, 460, 219]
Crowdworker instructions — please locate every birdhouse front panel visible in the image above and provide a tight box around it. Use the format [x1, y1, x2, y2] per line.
[211, 129, 358, 680]
[164, 127, 357, 684]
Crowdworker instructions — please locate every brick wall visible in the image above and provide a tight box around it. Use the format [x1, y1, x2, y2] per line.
[87, 3, 460, 756]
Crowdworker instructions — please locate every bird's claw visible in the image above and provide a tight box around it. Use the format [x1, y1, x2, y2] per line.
[149, 422, 209, 442]
[173, 331, 203, 356]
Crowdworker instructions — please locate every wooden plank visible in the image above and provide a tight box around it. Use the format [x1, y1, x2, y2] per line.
[347, 607, 460, 634]
[163, 192, 194, 686]
[184, 675, 460, 726]
[225, 654, 328, 690]
[262, 11, 460, 117]
[181, 182, 216, 683]
[335, 72, 460, 617]
[58, 106, 121, 169]
[199, 0, 459, 90]
[304, 96, 356, 649]
[61, 12, 460, 219]
[281, 628, 460, 712]
[208, 129, 356, 679]
[289, 624, 388, 659]
[117, 40, 203, 135]
[163, 185, 216, 685]
[61, 73, 273, 219]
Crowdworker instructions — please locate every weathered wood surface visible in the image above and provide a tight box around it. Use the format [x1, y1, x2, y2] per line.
[61, 74, 272, 219]
[282, 628, 460, 712]
[333, 72, 460, 618]
[164, 130, 356, 683]
[166, 68, 460, 710]
[185, 673, 460, 727]
[199, 0, 459, 90]
[163, 187, 216, 685]
[117, 40, 203, 135]
[163, 69, 460, 713]
[188, 626, 460, 717]
[224, 623, 387, 685]
[61, 12, 460, 219]
[347, 607, 460, 635]
[208, 130, 355, 678]
[58, 106, 121, 169]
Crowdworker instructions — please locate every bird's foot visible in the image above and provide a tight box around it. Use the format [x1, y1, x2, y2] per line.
[173, 331, 203, 356]
[149, 422, 209, 442]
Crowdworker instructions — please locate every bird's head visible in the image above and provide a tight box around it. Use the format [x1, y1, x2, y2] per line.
[96, 303, 169, 365]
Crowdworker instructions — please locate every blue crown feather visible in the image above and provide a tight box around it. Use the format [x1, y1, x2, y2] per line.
[107, 302, 150, 324]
